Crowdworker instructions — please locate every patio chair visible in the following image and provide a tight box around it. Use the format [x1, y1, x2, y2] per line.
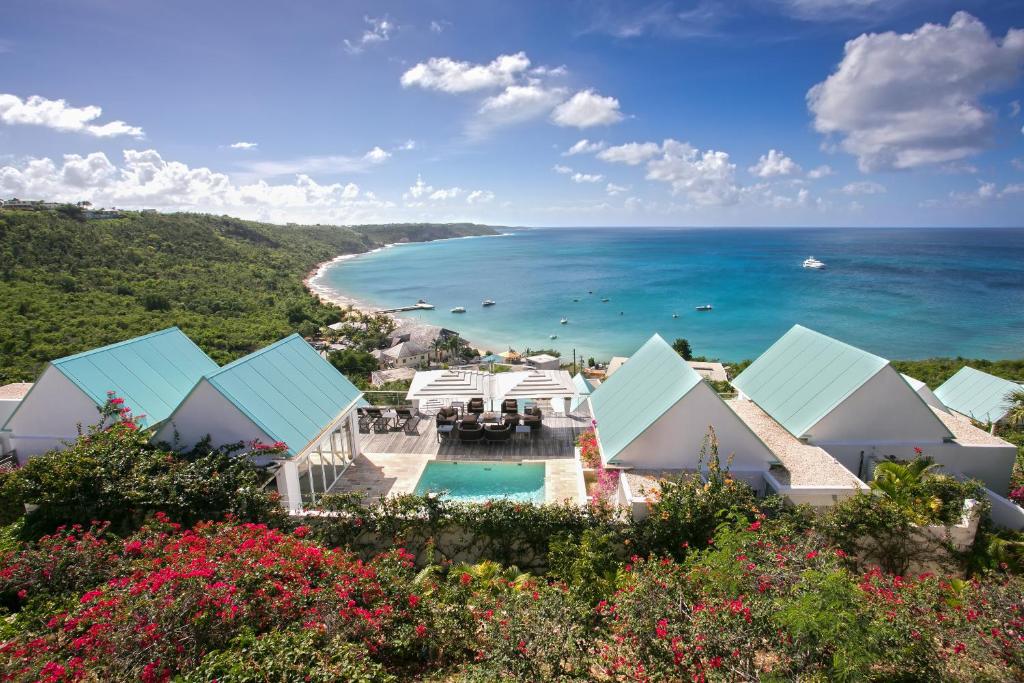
[457, 422, 484, 443]
[435, 407, 458, 429]
[466, 397, 485, 415]
[357, 407, 373, 433]
[460, 413, 479, 427]
[502, 413, 521, 428]
[394, 407, 413, 431]
[501, 398, 518, 415]
[484, 421, 513, 445]
[521, 406, 543, 431]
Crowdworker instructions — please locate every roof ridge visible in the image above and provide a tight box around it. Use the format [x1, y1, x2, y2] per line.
[206, 334, 302, 379]
[51, 327, 183, 365]
[792, 324, 889, 365]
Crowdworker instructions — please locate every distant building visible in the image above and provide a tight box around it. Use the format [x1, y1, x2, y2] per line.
[687, 360, 728, 382]
[605, 356, 629, 377]
[525, 353, 560, 370]
[371, 366, 417, 386]
[0, 383, 32, 457]
[381, 340, 430, 368]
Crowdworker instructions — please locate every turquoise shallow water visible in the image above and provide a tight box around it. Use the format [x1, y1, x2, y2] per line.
[413, 461, 546, 503]
[319, 227, 1024, 362]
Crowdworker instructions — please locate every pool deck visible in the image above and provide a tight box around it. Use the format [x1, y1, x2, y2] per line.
[329, 408, 590, 505]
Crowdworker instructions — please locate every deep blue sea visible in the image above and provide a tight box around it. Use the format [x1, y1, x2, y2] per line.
[318, 228, 1024, 362]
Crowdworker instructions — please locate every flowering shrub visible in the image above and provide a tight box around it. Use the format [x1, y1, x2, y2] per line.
[576, 428, 601, 469]
[591, 463, 620, 509]
[1, 396, 284, 538]
[1010, 486, 1024, 506]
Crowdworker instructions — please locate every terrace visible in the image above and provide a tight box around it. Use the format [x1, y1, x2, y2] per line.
[329, 371, 591, 505]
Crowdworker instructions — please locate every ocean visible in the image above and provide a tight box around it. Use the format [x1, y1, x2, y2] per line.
[315, 227, 1024, 362]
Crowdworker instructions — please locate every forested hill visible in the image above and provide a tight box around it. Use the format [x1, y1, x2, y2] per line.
[0, 210, 496, 382]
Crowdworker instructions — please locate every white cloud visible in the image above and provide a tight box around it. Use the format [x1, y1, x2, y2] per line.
[466, 189, 495, 203]
[1012, 157, 1024, 170]
[563, 139, 606, 156]
[229, 141, 258, 150]
[806, 164, 834, 179]
[0, 149, 395, 224]
[840, 180, 886, 195]
[552, 164, 573, 175]
[344, 16, 394, 54]
[429, 187, 462, 200]
[597, 141, 661, 165]
[807, 12, 1024, 172]
[781, 0, 892, 21]
[925, 180, 1024, 207]
[551, 89, 625, 128]
[470, 84, 567, 136]
[645, 139, 739, 206]
[241, 146, 392, 177]
[0, 93, 144, 138]
[1011, 100, 1021, 118]
[363, 146, 391, 163]
[400, 52, 531, 93]
[748, 149, 801, 177]
[606, 182, 630, 195]
[394, 139, 416, 151]
[429, 20, 447, 34]
[572, 172, 604, 183]
[404, 175, 433, 199]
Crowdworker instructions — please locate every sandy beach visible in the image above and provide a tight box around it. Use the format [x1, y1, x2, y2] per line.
[304, 249, 495, 355]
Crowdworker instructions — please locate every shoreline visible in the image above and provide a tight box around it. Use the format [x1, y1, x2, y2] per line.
[304, 237, 509, 356]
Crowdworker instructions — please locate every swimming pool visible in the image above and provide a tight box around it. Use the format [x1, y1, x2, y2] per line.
[413, 461, 546, 504]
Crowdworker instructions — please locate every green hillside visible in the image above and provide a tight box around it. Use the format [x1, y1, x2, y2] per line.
[0, 209, 495, 382]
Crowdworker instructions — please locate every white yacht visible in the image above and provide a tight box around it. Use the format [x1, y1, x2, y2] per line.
[482, 299, 496, 306]
[802, 256, 826, 269]
[560, 317, 569, 325]
[451, 306, 466, 313]
[696, 304, 713, 312]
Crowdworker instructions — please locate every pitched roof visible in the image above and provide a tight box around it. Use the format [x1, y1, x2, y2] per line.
[589, 334, 701, 464]
[46, 327, 216, 428]
[570, 373, 594, 412]
[934, 366, 1022, 424]
[731, 324, 888, 438]
[201, 334, 363, 456]
[383, 340, 427, 359]
[0, 383, 32, 400]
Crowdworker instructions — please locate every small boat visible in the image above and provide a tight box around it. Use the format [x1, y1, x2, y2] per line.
[560, 317, 569, 325]
[802, 256, 826, 269]
[588, 290, 593, 294]
[481, 299, 496, 306]
[549, 334, 557, 340]
[672, 313, 679, 318]
[451, 306, 466, 313]
[696, 304, 713, 312]
[573, 298, 579, 302]
[601, 298, 610, 303]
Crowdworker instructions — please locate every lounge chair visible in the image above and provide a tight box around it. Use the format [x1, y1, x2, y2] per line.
[502, 413, 520, 428]
[466, 397, 485, 415]
[357, 407, 373, 433]
[521, 406, 543, 430]
[460, 413, 479, 426]
[484, 421, 512, 444]
[501, 399, 518, 415]
[457, 422, 484, 442]
[394, 407, 414, 431]
[435, 407, 458, 429]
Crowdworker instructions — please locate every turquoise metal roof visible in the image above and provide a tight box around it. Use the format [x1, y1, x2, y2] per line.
[732, 324, 888, 438]
[202, 334, 363, 456]
[38, 327, 217, 429]
[934, 366, 1022, 424]
[570, 372, 595, 412]
[588, 334, 701, 464]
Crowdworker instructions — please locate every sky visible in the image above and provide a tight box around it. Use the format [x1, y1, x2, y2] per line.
[1, 0, 1023, 227]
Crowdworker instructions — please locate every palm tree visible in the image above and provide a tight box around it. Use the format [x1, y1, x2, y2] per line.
[430, 336, 446, 363]
[870, 458, 939, 511]
[1005, 388, 1024, 428]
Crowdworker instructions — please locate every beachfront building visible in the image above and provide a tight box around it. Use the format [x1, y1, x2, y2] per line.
[732, 325, 1018, 495]
[155, 334, 364, 512]
[2, 328, 218, 460]
[588, 334, 775, 475]
[381, 340, 430, 369]
[934, 366, 1023, 427]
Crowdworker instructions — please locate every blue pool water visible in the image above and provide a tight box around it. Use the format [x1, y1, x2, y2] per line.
[413, 461, 546, 503]
[318, 227, 1024, 362]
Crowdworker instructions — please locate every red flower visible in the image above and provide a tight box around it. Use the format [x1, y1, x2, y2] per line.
[408, 594, 421, 609]
[293, 526, 309, 538]
[415, 623, 427, 638]
[459, 572, 472, 586]
[805, 551, 818, 560]
[747, 521, 761, 532]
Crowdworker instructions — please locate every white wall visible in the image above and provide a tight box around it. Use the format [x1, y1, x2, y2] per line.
[825, 442, 1017, 495]
[612, 381, 774, 470]
[154, 379, 274, 451]
[0, 398, 21, 455]
[7, 366, 101, 460]
[809, 366, 951, 444]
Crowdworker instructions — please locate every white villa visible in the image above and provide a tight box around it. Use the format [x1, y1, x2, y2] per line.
[733, 325, 1018, 510]
[155, 334, 364, 512]
[1, 328, 218, 459]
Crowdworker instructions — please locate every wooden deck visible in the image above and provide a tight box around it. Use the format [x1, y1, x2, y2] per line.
[358, 407, 591, 461]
